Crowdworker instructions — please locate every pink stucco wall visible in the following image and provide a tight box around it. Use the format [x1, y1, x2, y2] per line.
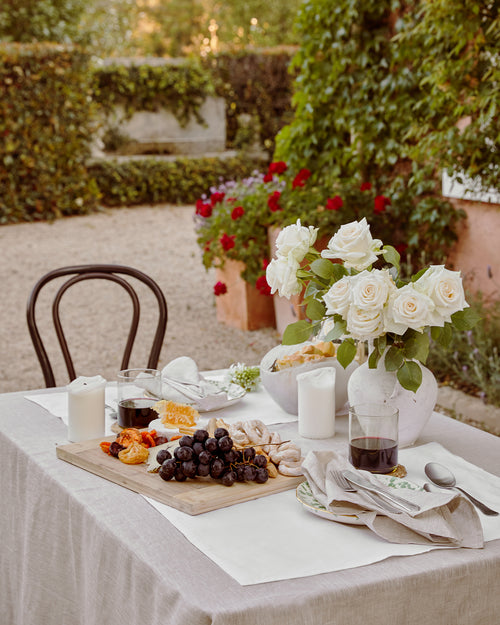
[447, 198, 500, 299]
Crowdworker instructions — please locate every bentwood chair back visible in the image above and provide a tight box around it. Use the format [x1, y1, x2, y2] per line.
[26, 264, 168, 388]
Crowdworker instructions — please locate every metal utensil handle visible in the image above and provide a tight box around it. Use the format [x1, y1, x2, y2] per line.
[345, 477, 416, 514]
[362, 491, 403, 515]
[455, 487, 499, 516]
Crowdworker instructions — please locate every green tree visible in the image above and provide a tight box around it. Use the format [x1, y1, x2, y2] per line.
[0, 0, 88, 43]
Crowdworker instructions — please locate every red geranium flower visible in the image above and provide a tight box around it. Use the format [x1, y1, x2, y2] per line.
[264, 161, 288, 182]
[267, 190, 282, 212]
[231, 206, 245, 220]
[262, 258, 270, 270]
[374, 195, 391, 214]
[292, 168, 311, 189]
[195, 199, 212, 218]
[213, 281, 227, 296]
[210, 192, 225, 206]
[220, 233, 236, 251]
[226, 197, 238, 203]
[326, 195, 343, 211]
[256, 274, 272, 296]
[395, 243, 408, 256]
[360, 182, 372, 191]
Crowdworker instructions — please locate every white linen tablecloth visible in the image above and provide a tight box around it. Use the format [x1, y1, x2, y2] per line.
[2, 385, 500, 625]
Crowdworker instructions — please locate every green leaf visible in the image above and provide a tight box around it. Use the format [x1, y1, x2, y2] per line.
[306, 298, 326, 320]
[385, 345, 404, 371]
[382, 245, 400, 271]
[397, 361, 422, 392]
[435, 323, 453, 347]
[373, 335, 387, 355]
[451, 307, 481, 331]
[368, 348, 381, 368]
[282, 320, 315, 345]
[323, 318, 347, 341]
[310, 258, 334, 279]
[337, 339, 357, 369]
[403, 332, 429, 362]
[331, 263, 349, 281]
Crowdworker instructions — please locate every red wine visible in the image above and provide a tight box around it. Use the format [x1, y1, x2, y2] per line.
[349, 437, 398, 474]
[118, 398, 157, 428]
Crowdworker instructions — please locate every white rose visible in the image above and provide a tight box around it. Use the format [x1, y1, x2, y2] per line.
[322, 276, 352, 317]
[413, 265, 468, 324]
[275, 219, 318, 263]
[266, 255, 302, 299]
[321, 217, 383, 271]
[349, 269, 396, 312]
[384, 284, 436, 334]
[346, 306, 385, 340]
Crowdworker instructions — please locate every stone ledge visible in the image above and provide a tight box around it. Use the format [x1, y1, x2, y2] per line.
[437, 385, 500, 435]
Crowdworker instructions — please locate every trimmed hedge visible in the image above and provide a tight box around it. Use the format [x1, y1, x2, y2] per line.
[0, 42, 99, 224]
[88, 156, 268, 207]
[204, 50, 295, 154]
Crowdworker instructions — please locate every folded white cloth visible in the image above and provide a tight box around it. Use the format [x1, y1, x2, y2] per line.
[158, 357, 218, 402]
[302, 449, 484, 548]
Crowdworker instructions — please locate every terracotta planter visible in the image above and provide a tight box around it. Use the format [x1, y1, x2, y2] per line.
[215, 259, 276, 331]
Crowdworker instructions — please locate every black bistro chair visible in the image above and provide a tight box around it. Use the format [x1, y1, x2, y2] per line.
[26, 264, 168, 388]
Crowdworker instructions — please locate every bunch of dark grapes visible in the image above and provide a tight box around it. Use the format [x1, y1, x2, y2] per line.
[157, 427, 269, 487]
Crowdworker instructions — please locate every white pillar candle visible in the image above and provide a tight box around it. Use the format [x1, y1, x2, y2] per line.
[67, 375, 106, 443]
[297, 367, 336, 439]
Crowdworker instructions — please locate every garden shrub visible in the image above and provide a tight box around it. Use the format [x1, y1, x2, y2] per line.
[0, 42, 99, 224]
[88, 156, 267, 207]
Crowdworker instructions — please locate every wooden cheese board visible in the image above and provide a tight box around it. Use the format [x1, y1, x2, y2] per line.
[56, 435, 305, 515]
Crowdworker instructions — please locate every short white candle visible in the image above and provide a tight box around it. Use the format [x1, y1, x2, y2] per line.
[297, 367, 336, 439]
[67, 375, 106, 443]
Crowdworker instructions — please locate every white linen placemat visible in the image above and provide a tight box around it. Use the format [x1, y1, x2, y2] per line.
[26, 386, 119, 436]
[144, 442, 500, 585]
[25, 382, 298, 430]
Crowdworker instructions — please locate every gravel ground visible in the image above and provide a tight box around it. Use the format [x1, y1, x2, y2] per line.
[0, 204, 280, 393]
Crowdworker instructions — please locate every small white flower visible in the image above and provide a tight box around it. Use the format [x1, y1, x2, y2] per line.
[266, 255, 302, 298]
[323, 275, 352, 317]
[384, 283, 436, 334]
[413, 265, 468, 323]
[275, 219, 318, 263]
[321, 218, 383, 271]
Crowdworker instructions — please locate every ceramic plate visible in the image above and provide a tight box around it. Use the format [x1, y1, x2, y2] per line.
[148, 378, 246, 413]
[296, 476, 423, 525]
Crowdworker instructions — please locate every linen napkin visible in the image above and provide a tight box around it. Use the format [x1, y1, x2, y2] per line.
[158, 357, 222, 402]
[302, 449, 484, 548]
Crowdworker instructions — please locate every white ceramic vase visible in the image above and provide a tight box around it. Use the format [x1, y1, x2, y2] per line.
[347, 351, 438, 447]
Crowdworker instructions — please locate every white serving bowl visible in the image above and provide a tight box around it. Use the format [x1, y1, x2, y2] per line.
[260, 342, 359, 415]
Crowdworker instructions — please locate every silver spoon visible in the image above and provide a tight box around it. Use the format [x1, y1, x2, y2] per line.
[424, 462, 499, 516]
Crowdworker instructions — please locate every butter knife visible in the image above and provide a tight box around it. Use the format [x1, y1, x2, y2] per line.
[343, 470, 421, 514]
